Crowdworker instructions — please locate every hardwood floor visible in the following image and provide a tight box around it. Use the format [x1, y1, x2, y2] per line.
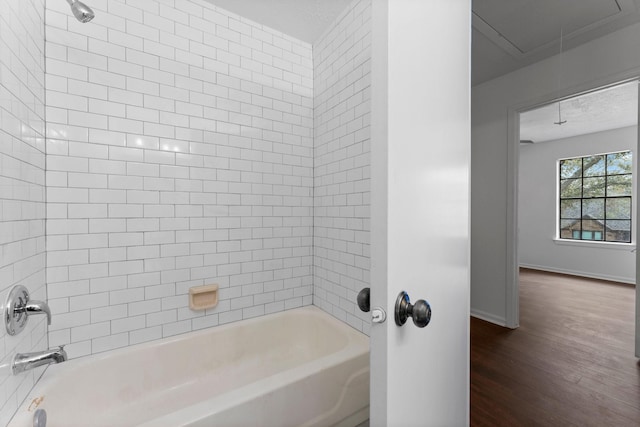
[471, 268, 640, 426]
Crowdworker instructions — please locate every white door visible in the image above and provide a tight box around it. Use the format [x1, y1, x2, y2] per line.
[369, 0, 471, 426]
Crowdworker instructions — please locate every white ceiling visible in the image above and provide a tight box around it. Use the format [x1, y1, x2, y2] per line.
[472, 0, 640, 85]
[474, 0, 621, 54]
[520, 81, 638, 144]
[203, 1, 640, 141]
[205, 0, 640, 85]
[203, 0, 353, 43]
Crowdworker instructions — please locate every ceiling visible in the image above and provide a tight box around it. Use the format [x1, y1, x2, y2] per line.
[472, 0, 640, 85]
[520, 81, 638, 144]
[202, 0, 353, 44]
[204, 1, 640, 142]
[205, 0, 640, 86]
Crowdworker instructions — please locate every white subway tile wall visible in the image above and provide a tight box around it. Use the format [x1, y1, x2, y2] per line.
[313, 0, 371, 333]
[0, 0, 47, 422]
[44, 0, 314, 359]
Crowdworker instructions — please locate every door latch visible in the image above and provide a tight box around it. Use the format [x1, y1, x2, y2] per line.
[371, 307, 386, 323]
[357, 288, 386, 323]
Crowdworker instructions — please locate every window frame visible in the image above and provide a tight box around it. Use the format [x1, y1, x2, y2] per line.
[557, 150, 633, 244]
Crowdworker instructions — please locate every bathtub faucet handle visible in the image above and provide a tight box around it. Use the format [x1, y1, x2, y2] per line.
[5, 285, 53, 336]
[25, 299, 52, 325]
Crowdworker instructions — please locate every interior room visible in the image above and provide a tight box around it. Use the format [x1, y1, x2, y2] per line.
[0, 0, 638, 425]
[471, 81, 639, 425]
[519, 82, 637, 283]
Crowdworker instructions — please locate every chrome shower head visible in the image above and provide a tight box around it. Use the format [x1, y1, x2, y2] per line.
[66, 0, 95, 23]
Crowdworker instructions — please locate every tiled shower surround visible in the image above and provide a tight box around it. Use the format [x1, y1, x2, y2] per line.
[0, 0, 371, 421]
[313, 0, 371, 333]
[44, 0, 314, 358]
[0, 0, 47, 423]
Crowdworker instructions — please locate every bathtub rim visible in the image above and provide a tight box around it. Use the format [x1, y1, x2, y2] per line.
[42, 305, 366, 373]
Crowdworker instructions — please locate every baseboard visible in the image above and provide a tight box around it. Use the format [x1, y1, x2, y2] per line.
[470, 308, 507, 327]
[519, 263, 635, 285]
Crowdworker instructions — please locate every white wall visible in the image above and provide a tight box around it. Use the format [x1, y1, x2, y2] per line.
[44, 0, 314, 359]
[519, 126, 636, 283]
[313, 0, 371, 334]
[472, 22, 640, 325]
[0, 0, 47, 422]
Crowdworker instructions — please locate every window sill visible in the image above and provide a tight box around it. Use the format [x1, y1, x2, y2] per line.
[553, 238, 636, 251]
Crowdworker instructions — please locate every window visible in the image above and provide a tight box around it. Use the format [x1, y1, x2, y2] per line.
[559, 151, 632, 243]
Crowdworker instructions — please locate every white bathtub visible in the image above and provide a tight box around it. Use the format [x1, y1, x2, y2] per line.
[9, 306, 369, 427]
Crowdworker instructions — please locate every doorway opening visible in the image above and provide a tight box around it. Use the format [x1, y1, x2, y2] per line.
[513, 79, 639, 356]
[518, 80, 638, 284]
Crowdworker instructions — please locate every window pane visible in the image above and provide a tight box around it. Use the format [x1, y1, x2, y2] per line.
[560, 158, 582, 179]
[560, 219, 578, 238]
[607, 151, 632, 175]
[560, 178, 581, 198]
[607, 174, 632, 196]
[581, 219, 604, 239]
[582, 198, 604, 219]
[559, 151, 632, 244]
[583, 155, 606, 177]
[605, 220, 631, 243]
[560, 199, 581, 218]
[583, 177, 606, 197]
[606, 197, 631, 219]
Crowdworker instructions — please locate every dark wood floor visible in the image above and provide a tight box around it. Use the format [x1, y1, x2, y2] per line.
[471, 268, 640, 426]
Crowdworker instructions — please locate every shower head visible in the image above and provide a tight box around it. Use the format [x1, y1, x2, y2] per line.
[66, 0, 95, 23]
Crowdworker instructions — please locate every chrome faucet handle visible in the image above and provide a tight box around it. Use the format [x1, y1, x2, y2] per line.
[5, 285, 52, 336]
[25, 300, 51, 325]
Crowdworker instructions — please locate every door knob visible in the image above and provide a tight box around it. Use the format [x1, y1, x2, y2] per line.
[357, 287, 370, 312]
[394, 291, 431, 328]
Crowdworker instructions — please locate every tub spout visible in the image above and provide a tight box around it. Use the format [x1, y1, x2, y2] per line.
[12, 346, 67, 375]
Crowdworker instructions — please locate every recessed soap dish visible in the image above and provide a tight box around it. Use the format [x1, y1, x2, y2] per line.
[189, 284, 218, 310]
